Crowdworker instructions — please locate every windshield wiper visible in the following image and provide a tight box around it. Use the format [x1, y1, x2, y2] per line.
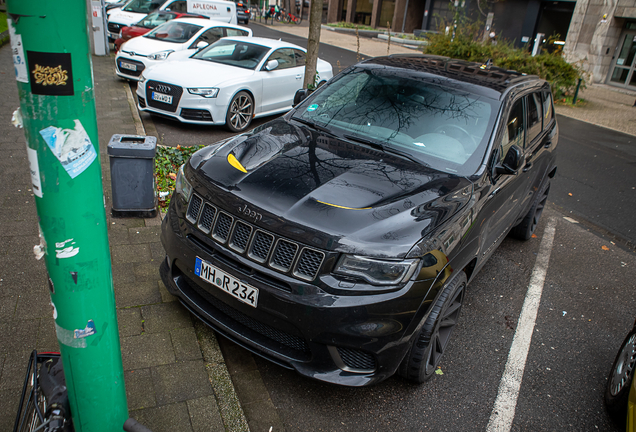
[291, 117, 336, 135]
[343, 134, 428, 167]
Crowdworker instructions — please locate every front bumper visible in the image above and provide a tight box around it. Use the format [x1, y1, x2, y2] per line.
[160, 196, 431, 386]
[115, 53, 155, 81]
[136, 79, 227, 125]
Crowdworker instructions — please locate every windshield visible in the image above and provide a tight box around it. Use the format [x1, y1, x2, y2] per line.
[145, 21, 202, 43]
[136, 12, 177, 28]
[192, 40, 270, 70]
[123, 0, 165, 13]
[292, 67, 499, 175]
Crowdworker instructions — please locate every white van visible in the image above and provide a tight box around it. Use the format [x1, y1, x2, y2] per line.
[107, 0, 236, 41]
[187, 0, 237, 24]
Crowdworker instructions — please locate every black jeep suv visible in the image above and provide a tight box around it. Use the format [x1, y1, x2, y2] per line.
[159, 54, 558, 386]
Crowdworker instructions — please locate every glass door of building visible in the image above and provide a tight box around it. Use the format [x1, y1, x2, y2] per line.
[608, 31, 636, 88]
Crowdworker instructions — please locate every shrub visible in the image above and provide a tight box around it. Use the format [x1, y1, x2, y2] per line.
[155, 144, 204, 210]
[422, 24, 583, 98]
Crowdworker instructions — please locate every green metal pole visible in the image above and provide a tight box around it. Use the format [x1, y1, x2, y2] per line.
[6, 1, 128, 431]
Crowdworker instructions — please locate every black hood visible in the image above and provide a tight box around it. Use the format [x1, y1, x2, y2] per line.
[189, 119, 472, 257]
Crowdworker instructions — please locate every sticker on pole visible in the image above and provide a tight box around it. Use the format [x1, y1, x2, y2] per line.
[8, 19, 28, 83]
[74, 320, 96, 339]
[27, 51, 73, 96]
[40, 120, 97, 179]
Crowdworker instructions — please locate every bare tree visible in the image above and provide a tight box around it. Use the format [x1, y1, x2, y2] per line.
[303, 0, 323, 89]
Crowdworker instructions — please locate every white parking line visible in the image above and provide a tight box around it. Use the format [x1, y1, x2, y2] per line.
[486, 217, 557, 432]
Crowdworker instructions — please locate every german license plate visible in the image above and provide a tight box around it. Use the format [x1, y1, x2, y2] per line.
[194, 257, 259, 307]
[152, 91, 172, 104]
[119, 61, 137, 71]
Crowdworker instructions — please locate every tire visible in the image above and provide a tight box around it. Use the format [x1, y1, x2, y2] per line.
[510, 179, 550, 240]
[398, 271, 467, 383]
[226, 91, 254, 133]
[605, 326, 636, 423]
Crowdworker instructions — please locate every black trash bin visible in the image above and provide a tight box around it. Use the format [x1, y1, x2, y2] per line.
[107, 134, 157, 218]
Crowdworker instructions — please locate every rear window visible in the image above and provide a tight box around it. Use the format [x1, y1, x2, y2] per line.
[145, 21, 203, 43]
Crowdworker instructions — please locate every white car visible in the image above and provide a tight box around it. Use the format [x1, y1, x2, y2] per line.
[107, 0, 238, 40]
[116, 18, 251, 81]
[136, 37, 334, 131]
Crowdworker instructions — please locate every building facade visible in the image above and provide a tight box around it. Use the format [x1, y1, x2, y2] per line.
[325, 0, 636, 89]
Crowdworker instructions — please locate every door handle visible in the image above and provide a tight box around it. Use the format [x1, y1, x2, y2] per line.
[295, 74, 302, 80]
[544, 141, 552, 148]
[522, 162, 533, 172]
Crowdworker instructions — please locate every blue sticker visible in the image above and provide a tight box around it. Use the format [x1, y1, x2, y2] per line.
[74, 320, 96, 339]
[40, 120, 97, 179]
[307, 104, 319, 112]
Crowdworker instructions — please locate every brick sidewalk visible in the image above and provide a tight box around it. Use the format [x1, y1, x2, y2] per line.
[0, 43, 248, 432]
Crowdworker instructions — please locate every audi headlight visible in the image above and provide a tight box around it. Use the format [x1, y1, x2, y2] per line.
[187, 87, 219, 98]
[333, 255, 419, 286]
[175, 164, 193, 203]
[148, 50, 174, 60]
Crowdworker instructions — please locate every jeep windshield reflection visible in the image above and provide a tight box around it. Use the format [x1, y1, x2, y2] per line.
[293, 67, 499, 176]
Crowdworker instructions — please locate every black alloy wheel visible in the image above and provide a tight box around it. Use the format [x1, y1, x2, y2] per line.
[226, 91, 254, 132]
[605, 326, 636, 423]
[510, 180, 550, 240]
[399, 271, 467, 383]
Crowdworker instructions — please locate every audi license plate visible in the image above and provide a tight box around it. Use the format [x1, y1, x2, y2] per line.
[119, 61, 137, 71]
[152, 91, 172, 104]
[194, 257, 259, 307]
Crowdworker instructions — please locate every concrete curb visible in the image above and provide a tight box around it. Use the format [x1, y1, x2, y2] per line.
[120, 72, 251, 431]
[321, 24, 381, 39]
[377, 33, 427, 47]
[195, 322, 250, 432]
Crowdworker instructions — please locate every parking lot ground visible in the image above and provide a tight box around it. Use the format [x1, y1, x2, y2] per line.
[243, 205, 635, 431]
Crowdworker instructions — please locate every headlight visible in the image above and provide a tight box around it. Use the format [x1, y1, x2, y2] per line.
[175, 164, 193, 203]
[333, 255, 419, 286]
[187, 88, 219, 98]
[148, 50, 174, 60]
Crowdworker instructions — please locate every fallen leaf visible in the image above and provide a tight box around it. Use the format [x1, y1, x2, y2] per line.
[167, 173, 177, 180]
[435, 368, 444, 375]
[531, 234, 538, 238]
[601, 245, 610, 251]
[177, 144, 181, 149]
[568, 193, 573, 196]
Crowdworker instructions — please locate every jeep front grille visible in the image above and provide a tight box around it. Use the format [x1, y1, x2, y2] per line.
[186, 194, 325, 281]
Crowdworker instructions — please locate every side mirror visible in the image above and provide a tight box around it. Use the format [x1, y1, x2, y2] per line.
[495, 144, 523, 175]
[264, 59, 279, 71]
[196, 41, 209, 49]
[293, 89, 311, 107]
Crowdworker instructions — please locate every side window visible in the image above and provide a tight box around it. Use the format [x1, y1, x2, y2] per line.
[266, 49, 296, 70]
[542, 91, 554, 126]
[294, 49, 306, 67]
[191, 28, 223, 47]
[526, 93, 542, 144]
[226, 28, 249, 37]
[500, 99, 524, 160]
[165, 0, 187, 12]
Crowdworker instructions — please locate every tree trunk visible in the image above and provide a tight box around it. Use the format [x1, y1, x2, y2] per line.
[303, 0, 323, 89]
